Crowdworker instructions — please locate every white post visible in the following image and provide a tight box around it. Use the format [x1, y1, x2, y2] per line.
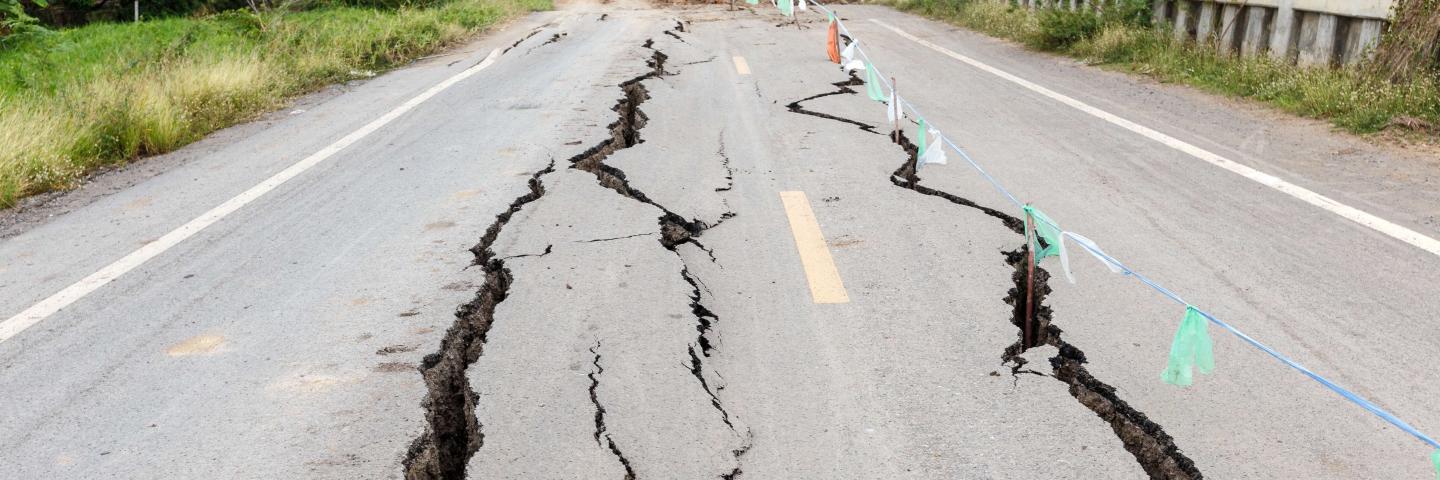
[1240, 5, 1269, 56]
[1269, 0, 1296, 60]
[1219, 4, 1243, 53]
[1195, 1, 1218, 44]
[1173, 1, 1192, 43]
[133, 1, 139, 21]
[1296, 12, 1337, 67]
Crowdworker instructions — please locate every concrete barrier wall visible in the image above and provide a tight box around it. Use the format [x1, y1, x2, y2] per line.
[1005, 0, 1395, 67]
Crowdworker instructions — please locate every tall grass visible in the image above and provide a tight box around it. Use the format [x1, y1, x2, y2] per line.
[0, 0, 549, 208]
[881, 0, 1440, 140]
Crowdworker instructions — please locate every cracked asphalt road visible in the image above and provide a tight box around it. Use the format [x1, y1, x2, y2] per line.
[3, 2, 1440, 479]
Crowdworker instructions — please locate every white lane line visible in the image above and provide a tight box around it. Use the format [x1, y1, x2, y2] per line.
[870, 18, 1440, 258]
[0, 48, 506, 344]
[733, 56, 751, 75]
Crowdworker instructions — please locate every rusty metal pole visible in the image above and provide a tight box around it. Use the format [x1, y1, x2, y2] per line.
[1024, 205, 1035, 349]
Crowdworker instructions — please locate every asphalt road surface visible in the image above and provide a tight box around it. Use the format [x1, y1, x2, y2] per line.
[3, 2, 1440, 479]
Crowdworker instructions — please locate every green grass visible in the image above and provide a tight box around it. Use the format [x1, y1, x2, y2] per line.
[879, 0, 1440, 139]
[0, 0, 549, 208]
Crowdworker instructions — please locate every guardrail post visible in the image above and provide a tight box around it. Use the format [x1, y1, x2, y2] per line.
[1341, 18, 1384, 65]
[1195, 1, 1218, 45]
[1268, 0, 1297, 61]
[1240, 5, 1270, 56]
[1173, 1, 1193, 42]
[1296, 11, 1338, 66]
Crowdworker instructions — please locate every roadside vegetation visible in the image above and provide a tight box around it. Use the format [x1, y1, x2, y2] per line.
[877, 0, 1440, 141]
[0, 0, 548, 208]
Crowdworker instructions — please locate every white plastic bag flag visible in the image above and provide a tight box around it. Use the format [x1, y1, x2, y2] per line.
[1058, 231, 1125, 284]
[843, 60, 865, 73]
[840, 39, 858, 65]
[798, 0, 806, 11]
[918, 127, 947, 167]
[886, 91, 904, 126]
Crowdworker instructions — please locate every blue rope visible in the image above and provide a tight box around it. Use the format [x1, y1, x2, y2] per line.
[805, 0, 1440, 453]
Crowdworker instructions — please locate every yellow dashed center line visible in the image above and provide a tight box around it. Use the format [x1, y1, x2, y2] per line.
[732, 56, 751, 75]
[779, 191, 849, 304]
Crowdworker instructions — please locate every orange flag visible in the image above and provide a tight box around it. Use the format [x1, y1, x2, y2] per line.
[826, 19, 841, 64]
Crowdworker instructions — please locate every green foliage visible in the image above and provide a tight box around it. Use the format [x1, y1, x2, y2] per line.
[1032, 7, 1099, 50]
[0, 0, 552, 207]
[891, 0, 1034, 40]
[1104, 0, 1151, 27]
[1029, 0, 1148, 51]
[2, 0, 48, 35]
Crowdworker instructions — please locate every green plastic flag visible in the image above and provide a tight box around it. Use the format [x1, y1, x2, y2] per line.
[1432, 450, 1439, 480]
[917, 119, 928, 157]
[1021, 205, 1062, 262]
[746, 0, 757, 4]
[865, 64, 885, 102]
[1161, 306, 1216, 387]
[778, 0, 792, 16]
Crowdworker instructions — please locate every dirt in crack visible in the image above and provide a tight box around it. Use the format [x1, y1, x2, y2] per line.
[1001, 248, 1202, 480]
[784, 77, 1202, 479]
[502, 28, 544, 54]
[526, 32, 567, 54]
[563, 31, 752, 476]
[402, 161, 555, 480]
[565, 41, 708, 249]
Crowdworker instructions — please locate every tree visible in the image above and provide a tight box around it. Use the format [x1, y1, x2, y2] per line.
[1, 0, 49, 36]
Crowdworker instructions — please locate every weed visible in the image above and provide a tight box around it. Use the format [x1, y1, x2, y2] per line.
[0, 0, 550, 208]
[1032, 7, 1099, 50]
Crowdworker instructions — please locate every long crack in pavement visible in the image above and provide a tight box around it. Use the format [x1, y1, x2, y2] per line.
[589, 342, 637, 479]
[784, 74, 884, 135]
[407, 24, 748, 480]
[563, 27, 753, 475]
[787, 64, 1205, 480]
[403, 160, 556, 480]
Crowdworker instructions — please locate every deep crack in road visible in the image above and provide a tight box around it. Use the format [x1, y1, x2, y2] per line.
[786, 61, 1205, 480]
[4, 5, 1434, 480]
[408, 23, 749, 480]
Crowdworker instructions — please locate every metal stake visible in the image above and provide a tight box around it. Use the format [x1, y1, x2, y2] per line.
[1024, 205, 1036, 349]
[890, 77, 899, 144]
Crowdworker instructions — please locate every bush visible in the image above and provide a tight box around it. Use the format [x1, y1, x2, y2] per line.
[1, 0, 47, 35]
[1031, 8, 1099, 50]
[1028, 0, 1148, 51]
[1104, 0, 1152, 28]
